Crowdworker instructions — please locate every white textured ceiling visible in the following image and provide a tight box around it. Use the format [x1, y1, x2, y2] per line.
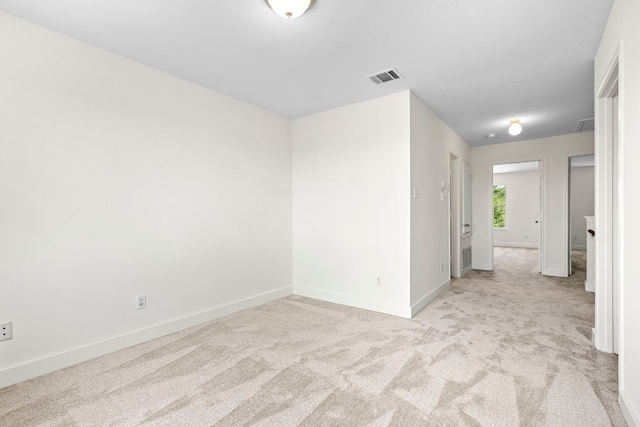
[0, 0, 613, 146]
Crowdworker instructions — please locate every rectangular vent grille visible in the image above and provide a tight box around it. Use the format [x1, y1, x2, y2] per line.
[367, 68, 404, 85]
[462, 247, 472, 270]
[576, 118, 595, 133]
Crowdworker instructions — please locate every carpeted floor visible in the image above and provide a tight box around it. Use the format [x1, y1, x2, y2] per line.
[0, 247, 625, 426]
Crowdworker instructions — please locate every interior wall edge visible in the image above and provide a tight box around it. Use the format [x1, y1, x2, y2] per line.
[0, 286, 293, 389]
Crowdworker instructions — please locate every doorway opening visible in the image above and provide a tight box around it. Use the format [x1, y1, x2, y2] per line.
[567, 154, 595, 279]
[492, 160, 543, 274]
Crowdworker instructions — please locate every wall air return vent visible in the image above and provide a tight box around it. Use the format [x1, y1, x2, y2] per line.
[366, 68, 404, 85]
[462, 247, 472, 271]
[575, 118, 595, 133]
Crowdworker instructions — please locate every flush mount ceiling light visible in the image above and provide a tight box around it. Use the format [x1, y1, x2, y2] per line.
[508, 119, 522, 136]
[265, 0, 315, 19]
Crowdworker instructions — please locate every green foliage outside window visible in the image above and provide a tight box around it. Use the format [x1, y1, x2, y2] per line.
[493, 185, 506, 228]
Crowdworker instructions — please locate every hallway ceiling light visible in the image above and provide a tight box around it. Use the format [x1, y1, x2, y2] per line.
[265, 0, 314, 19]
[508, 119, 522, 136]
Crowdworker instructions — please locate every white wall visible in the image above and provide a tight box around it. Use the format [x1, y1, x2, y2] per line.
[471, 133, 593, 276]
[0, 13, 471, 386]
[292, 91, 470, 318]
[0, 12, 292, 387]
[292, 92, 412, 317]
[493, 170, 540, 248]
[595, 1, 640, 424]
[569, 166, 594, 250]
[409, 93, 471, 314]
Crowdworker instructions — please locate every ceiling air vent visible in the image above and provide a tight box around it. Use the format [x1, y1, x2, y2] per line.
[366, 68, 404, 85]
[575, 118, 595, 133]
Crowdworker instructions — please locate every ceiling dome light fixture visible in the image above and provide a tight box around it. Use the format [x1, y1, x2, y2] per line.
[265, 0, 315, 19]
[508, 119, 522, 136]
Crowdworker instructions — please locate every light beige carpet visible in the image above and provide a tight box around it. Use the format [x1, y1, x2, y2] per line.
[0, 247, 625, 426]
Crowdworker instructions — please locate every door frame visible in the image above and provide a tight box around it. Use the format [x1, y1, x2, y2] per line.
[594, 44, 623, 354]
[490, 158, 545, 273]
[449, 154, 461, 278]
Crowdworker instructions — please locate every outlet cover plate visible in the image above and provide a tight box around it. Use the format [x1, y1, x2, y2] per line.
[0, 322, 13, 342]
[137, 295, 146, 310]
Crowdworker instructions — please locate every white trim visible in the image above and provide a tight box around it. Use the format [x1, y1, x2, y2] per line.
[542, 267, 566, 278]
[0, 286, 293, 389]
[493, 243, 539, 249]
[411, 279, 451, 317]
[293, 286, 411, 318]
[450, 154, 461, 278]
[621, 389, 639, 427]
[584, 281, 594, 293]
[594, 43, 621, 353]
[571, 245, 586, 251]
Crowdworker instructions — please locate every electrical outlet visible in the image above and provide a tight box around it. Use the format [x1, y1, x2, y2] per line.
[137, 295, 146, 310]
[440, 262, 444, 272]
[376, 277, 382, 286]
[0, 322, 13, 342]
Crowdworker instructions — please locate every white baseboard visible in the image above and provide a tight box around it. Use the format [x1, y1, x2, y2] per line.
[542, 267, 568, 277]
[621, 389, 639, 427]
[0, 286, 293, 389]
[493, 243, 539, 249]
[411, 279, 451, 317]
[584, 280, 595, 293]
[571, 245, 586, 250]
[591, 328, 597, 347]
[470, 263, 491, 272]
[293, 286, 411, 318]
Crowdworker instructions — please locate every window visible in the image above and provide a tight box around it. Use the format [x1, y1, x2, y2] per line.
[493, 184, 506, 228]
